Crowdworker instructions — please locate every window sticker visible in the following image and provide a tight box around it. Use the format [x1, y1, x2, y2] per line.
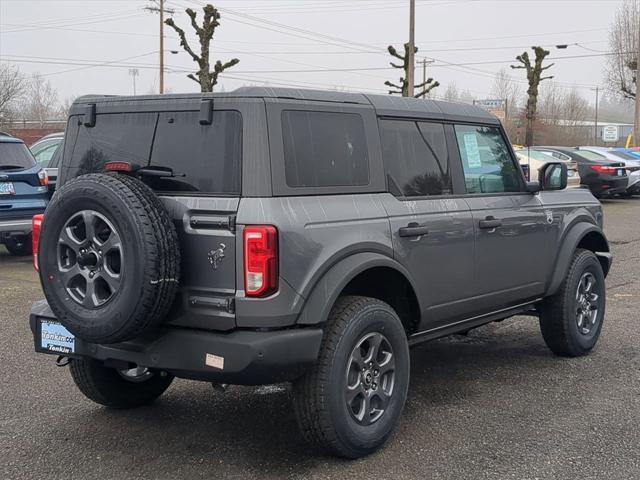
[463, 133, 482, 168]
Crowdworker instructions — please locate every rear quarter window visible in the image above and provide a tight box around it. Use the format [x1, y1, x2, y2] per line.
[282, 110, 369, 188]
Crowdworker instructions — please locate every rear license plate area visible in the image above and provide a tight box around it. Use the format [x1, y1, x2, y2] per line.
[0, 182, 15, 195]
[39, 320, 75, 354]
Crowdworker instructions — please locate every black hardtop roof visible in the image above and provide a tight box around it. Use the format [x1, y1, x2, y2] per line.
[72, 87, 499, 124]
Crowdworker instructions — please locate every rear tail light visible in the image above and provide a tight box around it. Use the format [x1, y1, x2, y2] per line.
[590, 165, 617, 174]
[32, 214, 44, 271]
[243, 225, 278, 297]
[104, 161, 133, 172]
[37, 169, 49, 186]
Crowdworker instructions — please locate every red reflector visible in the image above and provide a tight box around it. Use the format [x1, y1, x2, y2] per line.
[104, 161, 133, 172]
[590, 165, 616, 174]
[601, 184, 610, 189]
[243, 226, 278, 297]
[32, 214, 44, 272]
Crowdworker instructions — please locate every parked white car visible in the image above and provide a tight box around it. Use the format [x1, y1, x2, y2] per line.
[514, 148, 581, 187]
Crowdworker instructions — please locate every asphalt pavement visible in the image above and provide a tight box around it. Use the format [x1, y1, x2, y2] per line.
[2, 198, 639, 480]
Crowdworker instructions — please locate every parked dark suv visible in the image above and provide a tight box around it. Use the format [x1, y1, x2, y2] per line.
[30, 89, 611, 458]
[0, 133, 50, 256]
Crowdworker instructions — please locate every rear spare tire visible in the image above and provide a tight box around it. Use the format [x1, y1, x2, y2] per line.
[38, 173, 180, 344]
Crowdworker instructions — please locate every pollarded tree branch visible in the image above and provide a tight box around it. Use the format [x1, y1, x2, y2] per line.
[165, 18, 200, 63]
[165, 3, 238, 92]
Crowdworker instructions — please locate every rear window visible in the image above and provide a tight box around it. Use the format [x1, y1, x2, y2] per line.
[68, 112, 157, 177]
[148, 111, 242, 195]
[577, 150, 606, 161]
[67, 110, 242, 195]
[282, 110, 369, 188]
[0, 142, 36, 170]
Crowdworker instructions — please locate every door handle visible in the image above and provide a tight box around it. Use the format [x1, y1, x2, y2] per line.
[399, 222, 429, 237]
[479, 216, 502, 229]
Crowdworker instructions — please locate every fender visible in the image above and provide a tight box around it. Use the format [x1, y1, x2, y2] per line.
[546, 222, 610, 296]
[296, 252, 420, 325]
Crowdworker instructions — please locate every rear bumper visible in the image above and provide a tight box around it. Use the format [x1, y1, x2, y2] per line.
[29, 301, 323, 385]
[588, 177, 628, 196]
[0, 218, 32, 235]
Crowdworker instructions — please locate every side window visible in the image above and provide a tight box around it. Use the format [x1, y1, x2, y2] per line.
[282, 110, 369, 188]
[69, 112, 157, 177]
[149, 111, 242, 195]
[454, 125, 521, 194]
[34, 143, 60, 167]
[380, 120, 451, 197]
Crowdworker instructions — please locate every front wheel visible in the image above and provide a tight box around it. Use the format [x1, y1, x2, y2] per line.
[69, 358, 173, 409]
[539, 249, 606, 357]
[293, 296, 410, 458]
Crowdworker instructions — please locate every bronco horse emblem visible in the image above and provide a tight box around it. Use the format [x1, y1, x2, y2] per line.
[207, 243, 226, 270]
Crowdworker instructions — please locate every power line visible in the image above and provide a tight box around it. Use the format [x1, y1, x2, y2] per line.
[1, 12, 146, 34]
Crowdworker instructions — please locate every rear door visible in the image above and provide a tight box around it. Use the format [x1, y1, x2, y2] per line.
[148, 105, 243, 331]
[453, 124, 549, 313]
[63, 103, 246, 331]
[378, 119, 476, 330]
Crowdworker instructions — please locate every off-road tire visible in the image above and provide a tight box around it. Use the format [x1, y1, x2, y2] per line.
[293, 296, 410, 458]
[38, 173, 180, 344]
[69, 358, 173, 409]
[4, 235, 32, 256]
[539, 248, 606, 357]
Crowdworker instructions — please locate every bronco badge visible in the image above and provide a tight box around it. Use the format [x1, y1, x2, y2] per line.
[208, 243, 226, 269]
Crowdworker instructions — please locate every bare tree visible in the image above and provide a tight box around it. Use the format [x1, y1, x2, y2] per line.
[511, 46, 554, 146]
[385, 43, 439, 98]
[0, 64, 28, 125]
[490, 68, 522, 118]
[606, 0, 639, 99]
[58, 96, 75, 120]
[20, 74, 60, 127]
[165, 4, 239, 92]
[537, 82, 591, 145]
[442, 82, 460, 102]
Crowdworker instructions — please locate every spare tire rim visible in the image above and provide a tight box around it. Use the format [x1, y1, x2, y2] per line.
[57, 210, 123, 308]
[575, 271, 599, 335]
[345, 332, 396, 426]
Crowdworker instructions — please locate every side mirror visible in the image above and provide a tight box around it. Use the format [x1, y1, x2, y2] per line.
[538, 162, 567, 191]
[525, 181, 540, 193]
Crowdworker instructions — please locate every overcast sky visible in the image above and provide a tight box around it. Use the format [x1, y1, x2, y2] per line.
[0, 0, 624, 105]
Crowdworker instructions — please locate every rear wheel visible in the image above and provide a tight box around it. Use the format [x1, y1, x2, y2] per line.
[69, 358, 173, 409]
[293, 296, 410, 458]
[539, 249, 606, 357]
[4, 235, 31, 256]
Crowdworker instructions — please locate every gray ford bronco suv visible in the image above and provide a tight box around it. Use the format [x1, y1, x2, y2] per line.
[30, 88, 611, 458]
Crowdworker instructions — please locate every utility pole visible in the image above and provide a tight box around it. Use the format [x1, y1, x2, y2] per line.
[593, 86, 599, 146]
[421, 58, 435, 97]
[128, 68, 139, 95]
[145, 0, 174, 94]
[634, 19, 640, 147]
[407, 0, 415, 97]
